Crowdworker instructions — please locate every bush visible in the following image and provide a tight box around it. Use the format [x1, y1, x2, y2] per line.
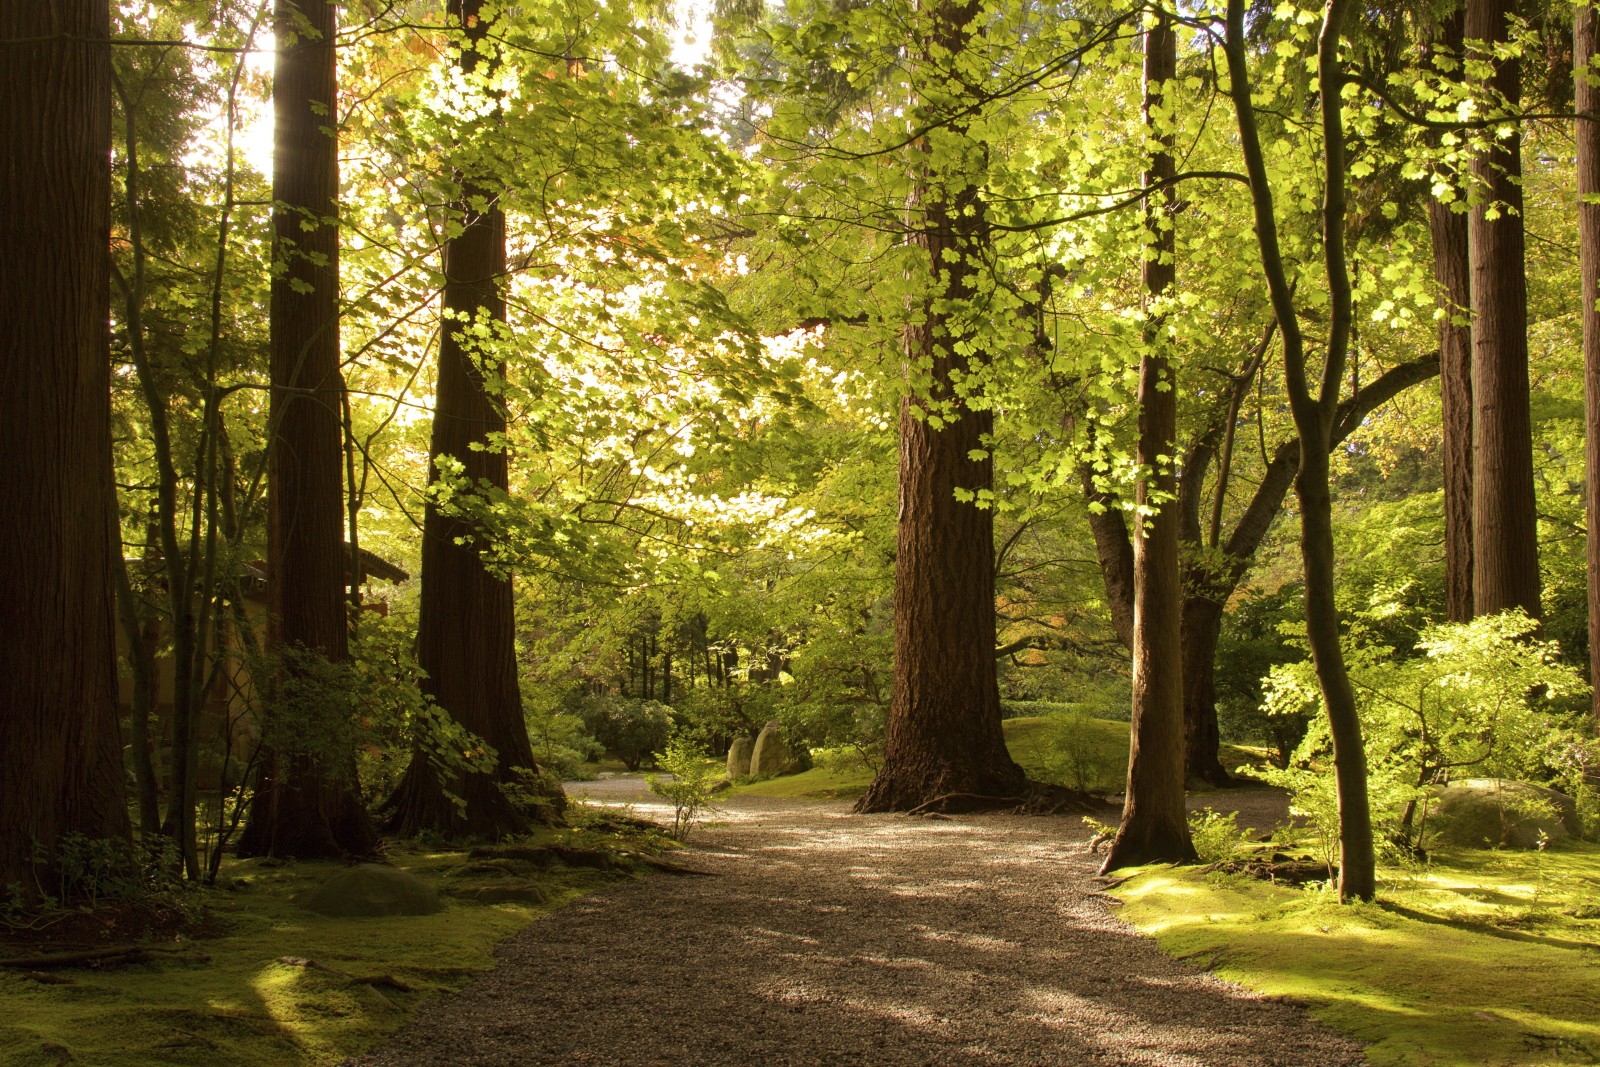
[578, 694, 674, 771]
[646, 735, 723, 840]
[1187, 808, 1257, 865]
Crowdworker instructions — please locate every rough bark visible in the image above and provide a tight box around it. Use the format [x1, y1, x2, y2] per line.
[1427, 9, 1476, 624]
[239, 0, 378, 860]
[384, 0, 564, 838]
[1103, 13, 1198, 872]
[1466, 0, 1542, 621]
[0, 0, 132, 895]
[1579, 1, 1600, 726]
[855, 0, 1026, 813]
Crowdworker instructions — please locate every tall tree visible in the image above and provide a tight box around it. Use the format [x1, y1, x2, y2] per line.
[0, 0, 132, 893]
[1427, 8, 1476, 624]
[383, 0, 565, 838]
[854, 0, 1027, 813]
[1224, 0, 1377, 900]
[1578, 0, 1600, 726]
[1102, 11, 1197, 871]
[1466, 0, 1541, 620]
[238, 0, 379, 859]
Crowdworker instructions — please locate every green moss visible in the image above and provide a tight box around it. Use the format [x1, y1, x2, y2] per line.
[1114, 841, 1600, 1066]
[0, 843, 625, 1066]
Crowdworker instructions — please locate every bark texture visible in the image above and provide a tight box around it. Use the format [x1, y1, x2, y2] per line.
[855, 0, 1026, 813]
[384, 0, 564, 838]
[1428, 10, 1476, 624]
[1579, 1, 1600, 726]
[239, 0, 378, 860]
[0, 0, 132, 893]
[1103, 14, 1198, 872]
[1466, 0, 1542, 621]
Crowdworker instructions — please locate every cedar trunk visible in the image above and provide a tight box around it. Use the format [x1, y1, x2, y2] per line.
[239, 0, 378, 860]
[855, 0, 1024, 813]
[1466, 0, 1542, 620]
[384, 0, 563, 838]
[0, 0, 132, 895]
[1103, 14, 1197, 871]
[1428, 9, 1475, 623]
[1579, 2, 1600, 726]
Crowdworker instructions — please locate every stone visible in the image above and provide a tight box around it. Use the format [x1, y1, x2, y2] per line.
[1429, 779, 1581, 850]
[296, 864, 441, 918]
[749, 720, 806, 777]
[726, 735, 755, 779]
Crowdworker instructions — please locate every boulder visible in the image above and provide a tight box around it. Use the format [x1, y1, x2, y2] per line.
[726, 735, 755, 779]
[749, 720, 806, 777]
[296, 864, 441, 918]
[1430, 779, 1581, 850]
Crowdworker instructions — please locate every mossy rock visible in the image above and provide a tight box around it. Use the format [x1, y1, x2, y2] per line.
[1430, 779, 1580, 850]
[726, 735, 755, 779]
[295, 864, 441, 918]
[750, 721, 807, 777]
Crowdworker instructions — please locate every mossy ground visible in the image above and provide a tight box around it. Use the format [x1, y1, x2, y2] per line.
[733, 714, 1261, 800]
[0, 821, 660, 1066]
[1114, 842, 1600, 1066]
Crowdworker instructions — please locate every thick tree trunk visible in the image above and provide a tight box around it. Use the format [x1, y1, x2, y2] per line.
[384, 0, 563, 838]
[855, 0, 1024, 813]
[0, 0, 132, 895]
[239, 0, 378, 860]
[1466, 0, 1542, 621]
[1103, 14, 1197, 872]
[1427, 9, 1475, 623]
[1579, 1, 1600, 726]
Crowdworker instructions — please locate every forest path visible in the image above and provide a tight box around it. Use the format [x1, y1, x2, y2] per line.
[352, 787, 1365, 1066]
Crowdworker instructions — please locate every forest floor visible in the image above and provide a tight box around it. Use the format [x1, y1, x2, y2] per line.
[352, 780, 1366, 1067]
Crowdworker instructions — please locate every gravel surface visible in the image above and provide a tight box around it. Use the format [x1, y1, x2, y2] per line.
[353, 783, 1365, 1067]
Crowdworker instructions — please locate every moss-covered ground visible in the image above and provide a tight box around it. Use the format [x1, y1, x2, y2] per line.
[0, 821, 663, 1066]
[734, 714, 1261, 801]
[1114, 842, 1600, 1066]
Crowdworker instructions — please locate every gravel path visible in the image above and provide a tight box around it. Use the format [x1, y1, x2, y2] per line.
[354, 783, 1365, 1067]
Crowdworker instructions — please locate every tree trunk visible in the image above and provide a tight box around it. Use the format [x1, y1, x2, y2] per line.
[1427, 9, 1475, 623]
[1467, 0, 1542, 621]
[384, 0, 564, 838]
[239, 0, 378, 860]
[1103, 13, 1197, 872]
[1224, 0, 1376, 900]
[855, 0, 1024, 813]
[0, 0, 132, 895]
[1180, 596, 1231, 786]
[1579, 0, 1600, 726]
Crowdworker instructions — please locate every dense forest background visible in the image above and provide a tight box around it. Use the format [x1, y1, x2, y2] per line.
[5, 0, 1600, 909]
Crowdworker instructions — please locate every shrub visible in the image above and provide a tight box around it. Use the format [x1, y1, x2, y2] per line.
[579, 694, 674, 771]
[646, 735, 723, 840]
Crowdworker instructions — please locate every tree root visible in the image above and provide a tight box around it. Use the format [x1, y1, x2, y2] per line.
[276, 955, 415, 1005]
[0, 944, 202, 970]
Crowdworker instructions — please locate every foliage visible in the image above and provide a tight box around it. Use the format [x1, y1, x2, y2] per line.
[646, 736, 724, 840]
[1249, 611, 1591, 857]
[578, 695, 675, 772]
[1186, 809, 1258, 866]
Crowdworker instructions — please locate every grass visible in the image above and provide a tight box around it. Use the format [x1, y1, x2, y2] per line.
[733, 714, 1263, 801]
[0, 821, 659, 1066]
[1112, 841, 1600, 1066]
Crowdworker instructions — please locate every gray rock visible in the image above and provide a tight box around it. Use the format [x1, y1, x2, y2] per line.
[1430, 778, 1581, 850]
[726, 735, 755, 779]
[749, 721, 806, 777]
[297, 864, 442, 917]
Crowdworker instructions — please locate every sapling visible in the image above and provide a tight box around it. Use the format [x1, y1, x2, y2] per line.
[647, 736, 724, 841]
